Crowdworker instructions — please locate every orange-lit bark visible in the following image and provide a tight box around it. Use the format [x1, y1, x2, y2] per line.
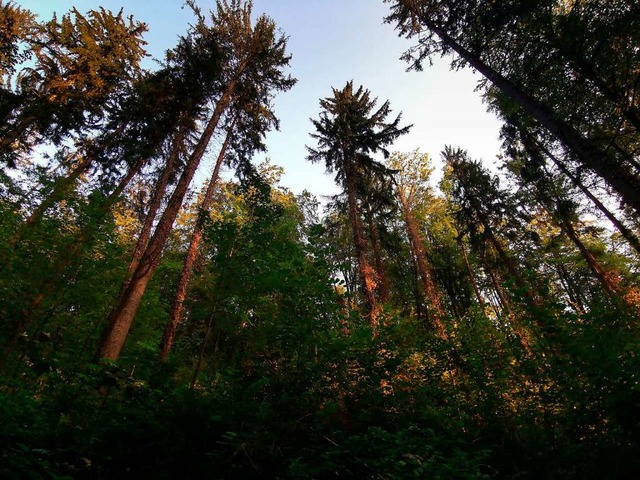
[159, 123, 233, 361]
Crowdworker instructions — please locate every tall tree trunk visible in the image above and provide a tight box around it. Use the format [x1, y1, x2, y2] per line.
[560, 218, 640, 313]
[403, 2, 640, 214]
[97, 87, 235, 361]
[457, 236, 485, 309]
[482, 252, 536, 354]
[398, 194, 447, 338]
[555, 263, 585, 314]
[191, 315, 215, 389]
[159, 123, 234, 362]
[366, 210, 389, 302]
[127, 127, 186, 280]
[100, 127, 187, 336]
[478, 215, 542, 311]
[480, 247, 510, 316]
[529, 134, 640, 256]
[345, 171, 379, 327]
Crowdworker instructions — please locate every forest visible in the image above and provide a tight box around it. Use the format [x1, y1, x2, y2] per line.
[0, 0, 639, 478]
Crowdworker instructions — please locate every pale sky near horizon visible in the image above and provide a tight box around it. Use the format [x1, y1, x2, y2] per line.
[20, 0, 504, 200]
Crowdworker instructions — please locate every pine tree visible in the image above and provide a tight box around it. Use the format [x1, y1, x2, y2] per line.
[307, 81, 410, 327]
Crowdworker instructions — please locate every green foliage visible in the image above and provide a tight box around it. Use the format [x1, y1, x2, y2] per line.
[1, 1, 640, 479]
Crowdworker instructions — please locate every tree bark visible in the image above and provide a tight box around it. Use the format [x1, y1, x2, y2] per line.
[531, 136, 640, 256]
[484, 224, 542, 311]
[457, 236, 485, 309]
[399, 193, 447, 339]
[555, 263, 585, 314]
[366, 210, 389, 303]
[97, 86, 235, 361]
[159, 123, 234, 361]
[345, 168, 379, 328]
[126, 127, 186, 280]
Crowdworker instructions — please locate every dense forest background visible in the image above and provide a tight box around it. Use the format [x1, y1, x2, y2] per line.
[1, 0, 639, 478]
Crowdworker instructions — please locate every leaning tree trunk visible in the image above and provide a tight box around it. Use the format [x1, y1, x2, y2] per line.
[398, 193, 447, 339]
[555, 263, 586, 314]
[97, 87, 235, 361]
[529, 134, 640, 256]
[126, 127, 186, 281]
[159, 122, 234, 362]
[403, 3, 640, 215]
[560, 218, 640, 313]
[457, 235, 485, 309]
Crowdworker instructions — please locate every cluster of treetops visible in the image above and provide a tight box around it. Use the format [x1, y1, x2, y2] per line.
[0, 0, 639, 478]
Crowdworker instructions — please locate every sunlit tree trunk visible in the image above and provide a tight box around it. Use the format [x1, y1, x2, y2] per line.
[98, 87, 235, 360]
[398, 194, 447, 338]
[127, 127, 186, 280]
[159, 123, 234, 361]
[345, 168, 379, 328]
[366, 209, 389, 303]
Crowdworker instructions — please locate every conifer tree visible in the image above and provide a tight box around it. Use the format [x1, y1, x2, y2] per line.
[307, 81, 410, 327]
[98, 0, 294, 360]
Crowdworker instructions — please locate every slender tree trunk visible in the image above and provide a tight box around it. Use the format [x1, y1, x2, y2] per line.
[485, 260, 535, 353]
[97, 88, 235, 361]
[555, 263, 585, 314]
[482, 222, 542, 311]
[559, 219, 640, 312]
[366, 210, 389, 302]
[404, 3, 640, 214]
[159, 123, 234, 361]
[191, 315, 215, 389]
[457, 236, 485, 309]
[399, 194, 447, 338]
[127, 127, 186, 280]
[530, 135, 640, 256]
[482, 250, 510, 315]
[345, 170, 379, 327]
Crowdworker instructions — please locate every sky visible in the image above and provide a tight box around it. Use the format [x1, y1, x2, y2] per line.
[20, 0, 504, 200]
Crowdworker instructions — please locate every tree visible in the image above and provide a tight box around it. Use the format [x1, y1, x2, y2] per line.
[98, 0, 295, 360]
[388, 150, 447, 337]
[504, 132, 640, 314]
[307, 81, 410, 327]
[443, 147, 545, 353]
[385, 0, 640, 216]
[1, 7, 147, 165]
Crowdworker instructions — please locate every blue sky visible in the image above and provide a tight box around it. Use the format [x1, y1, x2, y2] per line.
[20, 0, 503, 200]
